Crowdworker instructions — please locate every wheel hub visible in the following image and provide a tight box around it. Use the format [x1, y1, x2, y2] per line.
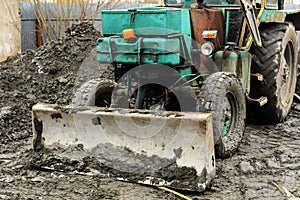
[279, 42, 295, 107]
[221, 96, 232, 137]
[282, 63, 290, 83]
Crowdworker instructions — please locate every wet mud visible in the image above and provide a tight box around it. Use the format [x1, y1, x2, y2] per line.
[29, 143, 209, 193]
[0, 22, 299, 199]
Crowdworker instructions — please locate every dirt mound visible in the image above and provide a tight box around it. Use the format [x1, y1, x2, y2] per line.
[33, 22, 101, 75]
[0, 22, 101, 143]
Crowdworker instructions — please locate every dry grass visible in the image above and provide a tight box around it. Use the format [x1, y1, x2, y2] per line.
[4, 0, 121, 47]
[4, 0, 160, 48]
[29, 0, 108, 42]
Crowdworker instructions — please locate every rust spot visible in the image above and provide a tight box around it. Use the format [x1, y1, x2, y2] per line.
[190, 8, 225, 51]
[264, 12, 285, 23]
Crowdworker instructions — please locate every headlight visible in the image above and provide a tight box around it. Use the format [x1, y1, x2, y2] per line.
[200, 41, 214, 56]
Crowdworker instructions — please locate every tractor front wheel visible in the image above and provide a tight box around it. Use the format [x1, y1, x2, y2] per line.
[197, 72, 246, 158]
[73, 79, 115, 107]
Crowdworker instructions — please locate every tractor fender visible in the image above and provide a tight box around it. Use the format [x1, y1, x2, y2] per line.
[260, 9, 300, 31]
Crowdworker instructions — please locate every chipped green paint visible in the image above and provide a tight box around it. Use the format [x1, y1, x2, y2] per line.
[260, 10, 286, 23]
[214, 49, 251, 93]
[99, 7, 191, 66]
[97, 37, 182, 65]
[102, 7, 191, 37]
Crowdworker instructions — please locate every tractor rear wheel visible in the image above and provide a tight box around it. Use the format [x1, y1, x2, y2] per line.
[73, 79, 115, 107]
[197, 72, 246, 158]
[250, 23, 298, 123]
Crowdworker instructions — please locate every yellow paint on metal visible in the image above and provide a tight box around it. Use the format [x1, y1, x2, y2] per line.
[239, 0, 265, 50]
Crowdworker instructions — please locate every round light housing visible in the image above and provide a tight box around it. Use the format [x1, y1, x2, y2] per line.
[200, 42, 214, 56]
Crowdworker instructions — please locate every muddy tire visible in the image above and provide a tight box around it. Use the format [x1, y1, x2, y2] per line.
[250, 23, 298, 123]
[197, 72, 246, 158]
[73, 79, 115, 107]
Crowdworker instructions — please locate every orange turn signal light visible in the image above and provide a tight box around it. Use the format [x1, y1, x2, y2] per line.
[123, 28, 135, 40]
[202, 30, 217, 39]
[206, 33, 216, 38]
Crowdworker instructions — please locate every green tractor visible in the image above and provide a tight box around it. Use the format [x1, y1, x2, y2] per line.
[32, 0, 300, 192]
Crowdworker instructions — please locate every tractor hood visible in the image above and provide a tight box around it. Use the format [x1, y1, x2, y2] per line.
[101, 7, 191, 37]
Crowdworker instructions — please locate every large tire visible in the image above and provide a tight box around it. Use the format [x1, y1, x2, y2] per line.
[73, 79, 115, 107]
[197, 72, 246, 158]
[250, 23, 298, 123]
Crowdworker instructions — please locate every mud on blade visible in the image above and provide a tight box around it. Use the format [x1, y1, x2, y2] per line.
[32, 103, 215, 192]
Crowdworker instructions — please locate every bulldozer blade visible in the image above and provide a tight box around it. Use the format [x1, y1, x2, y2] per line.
[32, 103, 215, 192]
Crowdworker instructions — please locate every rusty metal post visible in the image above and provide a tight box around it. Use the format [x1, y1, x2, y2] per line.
[35, 19, 43, 47]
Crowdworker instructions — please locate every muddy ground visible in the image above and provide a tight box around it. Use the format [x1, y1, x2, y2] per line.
[0, 22, 299, 199]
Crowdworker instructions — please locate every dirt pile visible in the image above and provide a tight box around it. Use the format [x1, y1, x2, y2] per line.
[0, 22, 101, 143]
[33, 22, 100, 75]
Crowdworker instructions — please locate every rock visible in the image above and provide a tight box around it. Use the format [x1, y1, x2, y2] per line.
[291, 120, 300, 127]
[0, 195, 8, 199]
[31, 176, 46, 182]
[0, 107, 11, 118]
[239, 161, 254, 174]
[58, 174, 65, 179]
[26, 75, 32, 80]
[265, 157, 281, 168]
[293, 103, 300, 111]
[26, 94, 36, 100]
[12, 90, 20, 97]
[13, 165, 24, 169]
[1, 175, 15, 183]
[57, 76, 69, 84]
[88, 168, 103, 176]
